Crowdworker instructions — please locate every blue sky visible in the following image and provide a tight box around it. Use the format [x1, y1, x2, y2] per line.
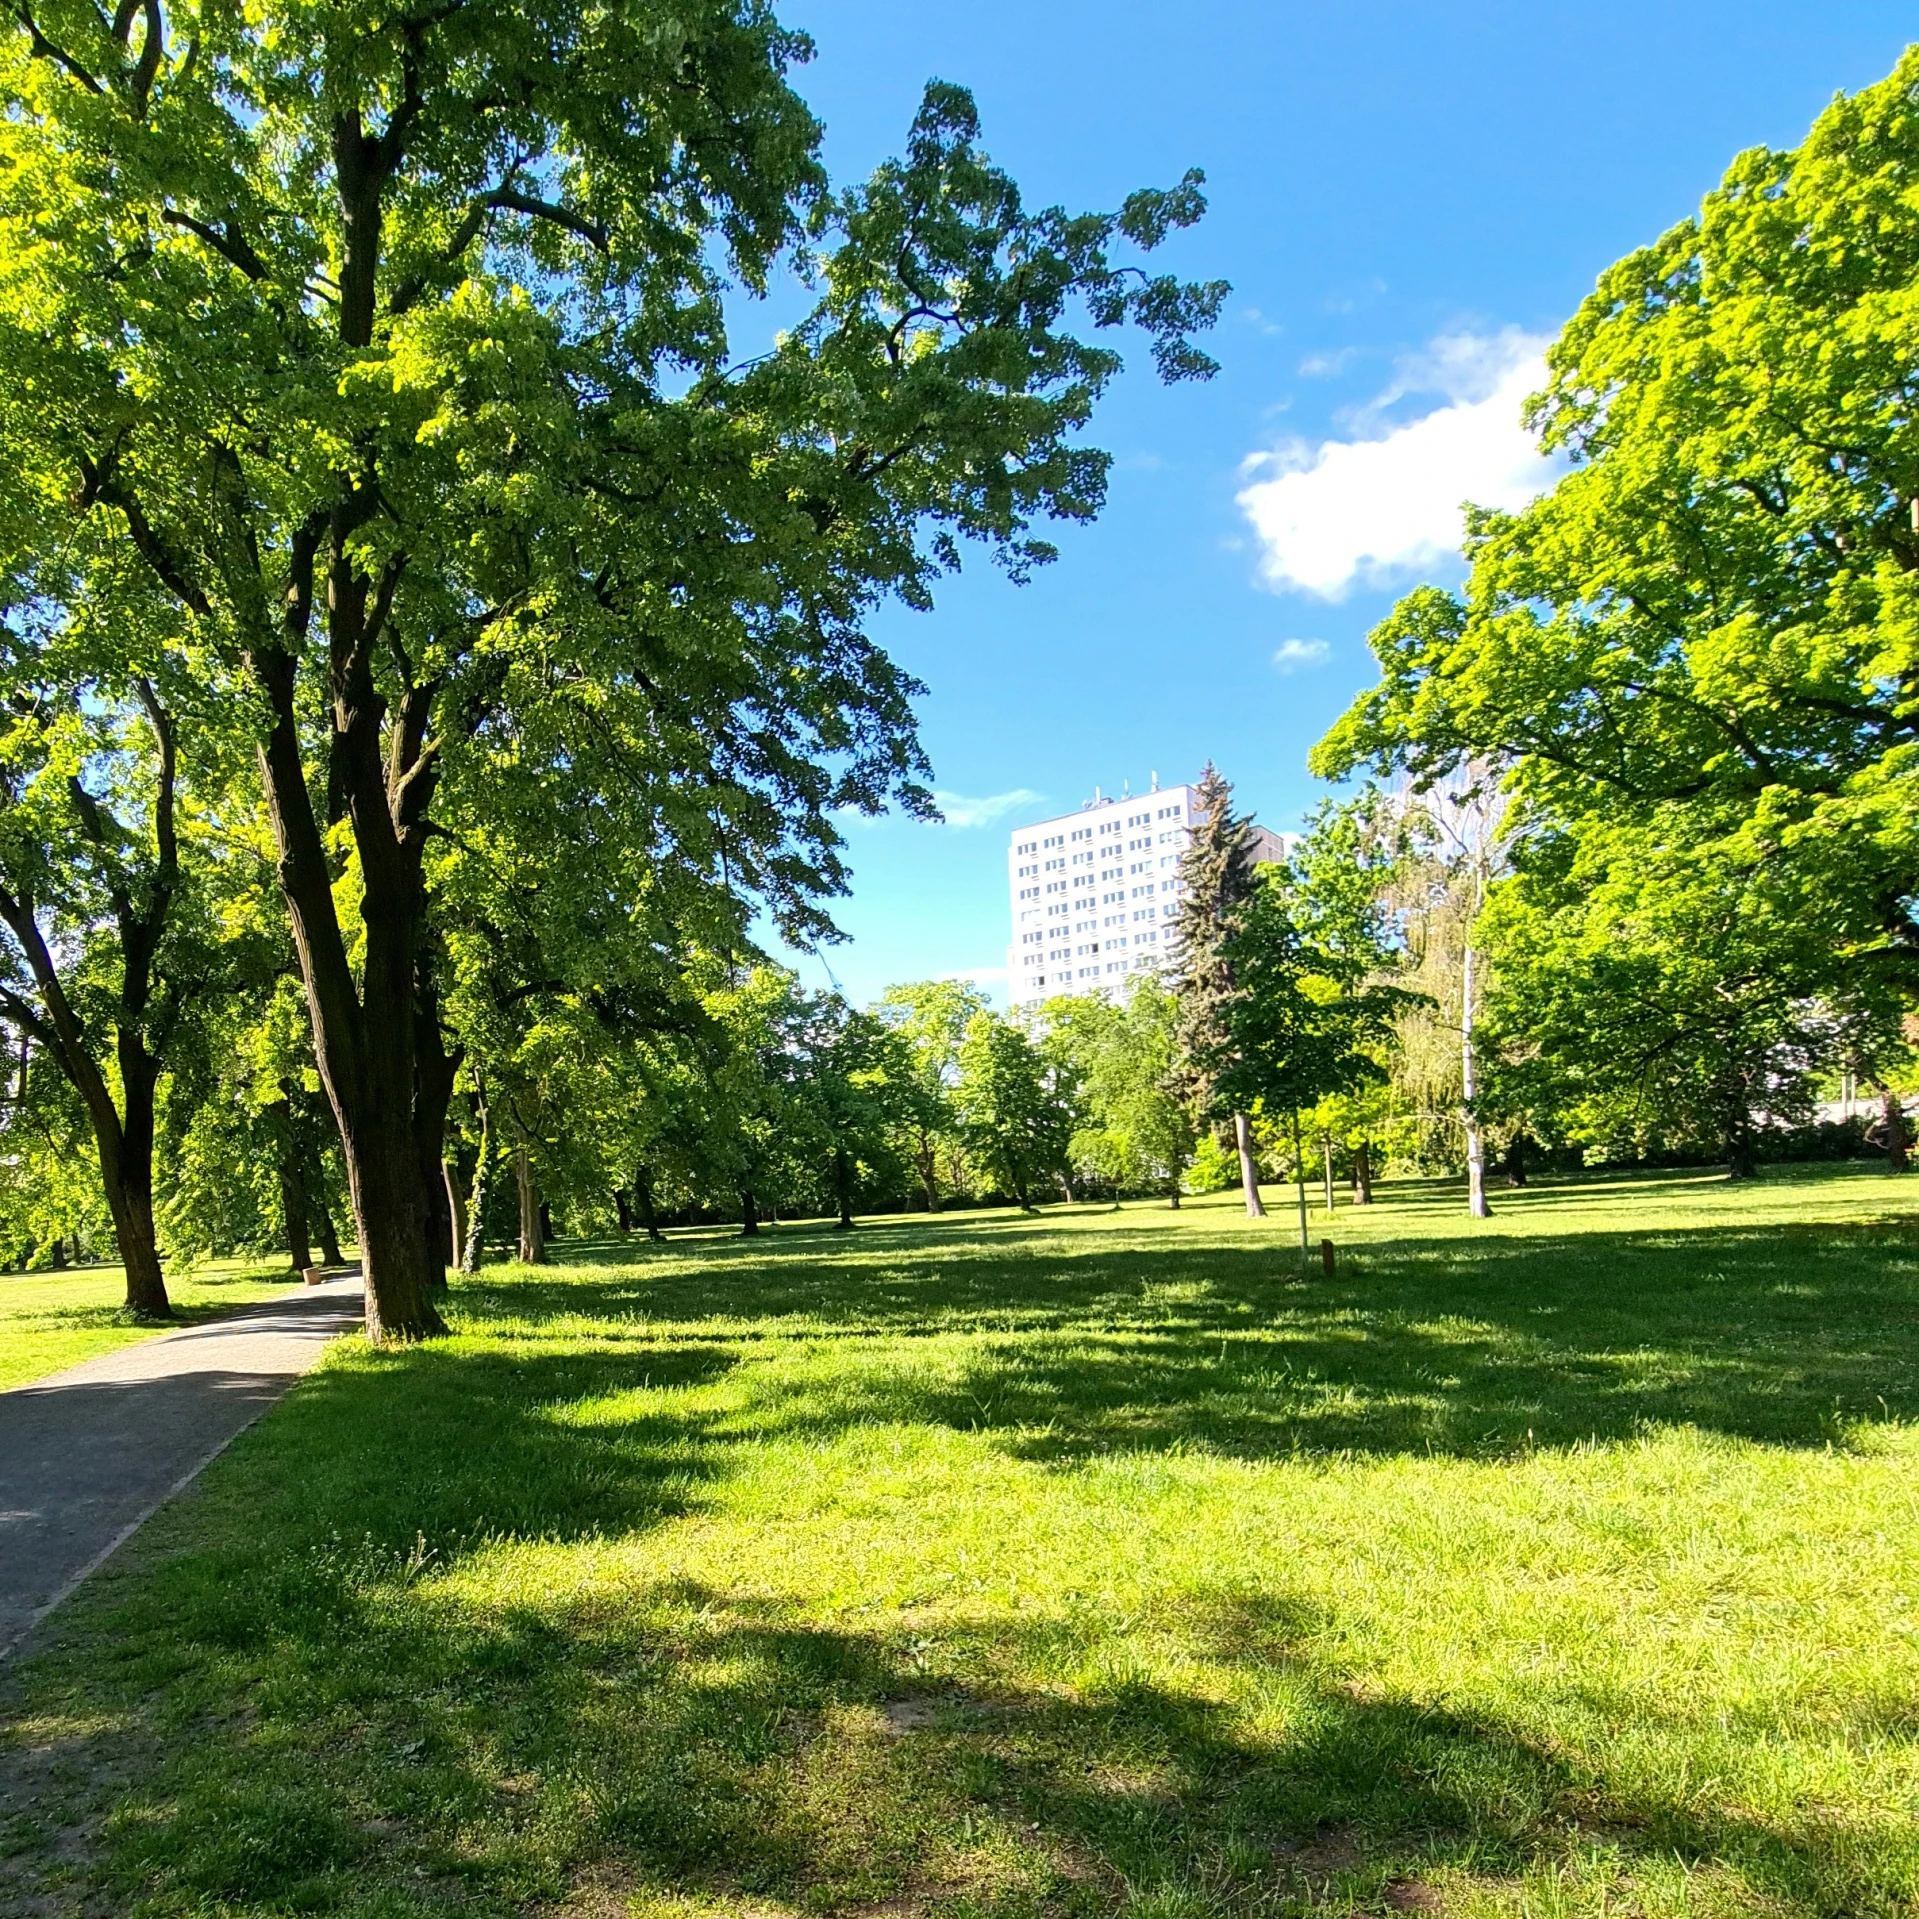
[770, 1, 1915, 1008]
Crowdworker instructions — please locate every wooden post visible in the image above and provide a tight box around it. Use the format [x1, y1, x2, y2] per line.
[1320, 1238, 1335, 1278]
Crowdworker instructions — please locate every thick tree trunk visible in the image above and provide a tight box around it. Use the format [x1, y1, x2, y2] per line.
[274, 1103, 313, 1271]
[739, 1188, 760, 1237]
[614, 1189, 632, 1233]
[1352, 1139, 1374, 1205]
[1726, 1132, 1759, 1181]
[635, 1165, 664, 1242]
[1233, 1111, 1265, 1218]
[102, 1051, 169, 1316]
[317, 1200, 344, 1269]
[538, 1199, 552, 1244]
[246, 535, 447, 1341]
[1884, 1088, 1909, 1174]
[833, 1147, 854, 1229]
[515, 1145, 546, 1264]
[48, 1237, 66, 1271]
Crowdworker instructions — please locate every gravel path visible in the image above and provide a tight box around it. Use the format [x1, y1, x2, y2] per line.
[0, 1275, 363, 1659]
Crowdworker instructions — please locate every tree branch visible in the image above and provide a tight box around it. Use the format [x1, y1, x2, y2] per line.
[78, 457, 212, 616]
[161, 208, 266, 280]
[11, 3, 103, 90]
[484, 187, 609, 254]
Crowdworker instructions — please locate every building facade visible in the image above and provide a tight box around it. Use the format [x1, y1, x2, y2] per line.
[1005, 780, 1198, 1008]
[1005, 779, 1292, 1009]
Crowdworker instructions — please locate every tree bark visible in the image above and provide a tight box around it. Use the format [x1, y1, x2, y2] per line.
[915, 1131, 940, 1211]
[739, 1187, 760, 1236]
[1884, 1088, 1909, 1174]
[442, 1159, 466, 1269]
[1351, 1139, 1374, 1205]
[635, 1164, 664, 1241]
[48, 1237, 66, 1271]
[273, 1100, 313, 1271]
[1320, 1134, 1336, 1213]
[316, 1199, 344, 1268]
[515, 1144, 546, 1263]
[1233, 1111, 1265, 1218]
[613, 1188, 632, 1233]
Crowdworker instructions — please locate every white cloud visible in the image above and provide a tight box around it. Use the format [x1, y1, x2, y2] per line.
[1237, 328, 1561, 600]
[1272, 638, 1331, 673]
[931, 788, 1044, 829]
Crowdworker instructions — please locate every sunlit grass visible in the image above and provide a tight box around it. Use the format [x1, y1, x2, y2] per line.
[0, 1256, 318, 1391]
[5, 1166, 1919, 1917]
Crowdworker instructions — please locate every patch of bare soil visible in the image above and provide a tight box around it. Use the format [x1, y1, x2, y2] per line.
[0, 1655, 152, 1919]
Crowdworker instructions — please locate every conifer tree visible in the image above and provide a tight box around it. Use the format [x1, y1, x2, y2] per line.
[1169, 764, 1267, 1216]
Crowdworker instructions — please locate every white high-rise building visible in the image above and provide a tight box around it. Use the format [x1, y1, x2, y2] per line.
[1006, 777, 1200, 1009]
[1005, 777, 1294, 1009]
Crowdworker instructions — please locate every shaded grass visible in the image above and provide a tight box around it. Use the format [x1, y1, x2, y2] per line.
[5, 1166, 1919, 1917]
[0, 1258, 321, 1391]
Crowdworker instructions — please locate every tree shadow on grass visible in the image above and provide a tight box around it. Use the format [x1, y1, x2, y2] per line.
[465, 1195, 1919, 1460]
[77, 1575, 1917, 1917]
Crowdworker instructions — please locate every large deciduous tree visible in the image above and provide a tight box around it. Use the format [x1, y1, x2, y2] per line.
[877, 979, 986, 1210]
[1314, 49, 1919, 1016]
[1479, 812, 1896, 1179]
[954, 1010, 1076, 1210]
[0, 2, 1222, 1336]
[0, 648, 213, 1316]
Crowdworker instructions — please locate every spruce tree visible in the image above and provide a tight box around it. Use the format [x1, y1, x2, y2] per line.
[1169, 764, 1267, 1216]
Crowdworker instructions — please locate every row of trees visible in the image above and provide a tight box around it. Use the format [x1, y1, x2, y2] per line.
[12, 30, 1919, 1302]
[0, 0, 1226, 1332]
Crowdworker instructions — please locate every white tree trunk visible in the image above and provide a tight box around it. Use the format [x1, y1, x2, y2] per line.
[1462, 939, 1491, 1219]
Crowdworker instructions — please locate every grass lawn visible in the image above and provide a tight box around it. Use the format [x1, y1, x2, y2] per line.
[0, 1257, 323, 1392]
[4, 1167, 1919, 1918]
